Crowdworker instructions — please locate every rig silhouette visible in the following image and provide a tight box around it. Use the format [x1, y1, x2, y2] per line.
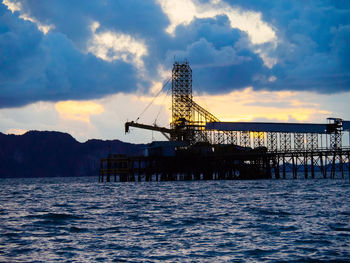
[100, 61, 350, 182]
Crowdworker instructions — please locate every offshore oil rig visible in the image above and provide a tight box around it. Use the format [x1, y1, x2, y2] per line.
[99, 61, 350, 182]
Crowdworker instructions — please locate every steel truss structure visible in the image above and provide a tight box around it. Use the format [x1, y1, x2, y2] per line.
[113, 61, 350, 182]
[171, 61, 192, 127]
[171, 61, 227, 144]
[100, 148, 350, 182]
[266, 149, 350, 180]
[127, 61, 350, 153]
[267, 132, 278, 152]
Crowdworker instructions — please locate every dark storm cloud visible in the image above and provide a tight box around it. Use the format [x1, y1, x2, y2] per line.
[12, 0, 170, 47]
[9, 0, 171, 79]
[0, 3, 142, 108]
[161, 15, 270, 93]
[221, 0, 350, 92]
[1, 0, 350, 109]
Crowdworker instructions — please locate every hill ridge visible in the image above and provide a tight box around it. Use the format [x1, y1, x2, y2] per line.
[0, 130, 144, 178]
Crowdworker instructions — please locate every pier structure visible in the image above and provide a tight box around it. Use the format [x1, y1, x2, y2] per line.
[99, 147, 350, 182]
[101, 61, 350, 182]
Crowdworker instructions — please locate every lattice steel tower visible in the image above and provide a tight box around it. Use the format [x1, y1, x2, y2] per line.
[172, 61, 192, 124]
[170, 61, 225, 143]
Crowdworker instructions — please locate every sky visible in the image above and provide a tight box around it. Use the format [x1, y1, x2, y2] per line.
[0, 0, 350, 143]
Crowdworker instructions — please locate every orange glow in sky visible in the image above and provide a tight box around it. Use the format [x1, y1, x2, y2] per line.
[55, 100, 104, 123]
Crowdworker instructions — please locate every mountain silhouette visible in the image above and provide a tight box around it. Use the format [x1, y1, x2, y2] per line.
[0, 131, 144, 178]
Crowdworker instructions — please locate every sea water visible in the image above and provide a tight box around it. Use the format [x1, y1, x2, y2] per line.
[0, 177, 349, 262]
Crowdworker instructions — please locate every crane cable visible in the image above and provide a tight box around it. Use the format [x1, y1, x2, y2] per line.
[154, 82, 172, 125]
[135, 78, 171, 122]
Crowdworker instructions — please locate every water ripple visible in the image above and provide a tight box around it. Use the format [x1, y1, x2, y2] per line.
[0, 177, 349, 262]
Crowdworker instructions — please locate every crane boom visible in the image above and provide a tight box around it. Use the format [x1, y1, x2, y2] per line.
[125, 121, 173, 140]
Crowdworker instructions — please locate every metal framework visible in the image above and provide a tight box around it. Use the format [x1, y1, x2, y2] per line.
[330, 133, 342, 150]
[126, 61, 350, 152]
[294, 133, 305, 150]
[112, 61, 350, 182]
[280, 133, 291, 151]
[100, 149, 350, 182]
[226, 131, 238, 145]
[240, 131, 251, 147]
[172, 61, 192, 125]
[170, 61, 227, 144]
[267, 132, 277, 151]
[306, 133, 318, 150]
[253, 132, 265, 148]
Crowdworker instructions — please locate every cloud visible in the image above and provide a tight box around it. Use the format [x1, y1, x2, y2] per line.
[2, 89, 350, 143]
[221, 0, 350, 92]
[6, 128, 27, 135]
[158, 0, 276, 44]
[7, 0, 170, 50]
[55, 100, 104, 123]
[193, 88, 332, 122]
[3, 0, 53, 34]
[0, 92, 171, 143]
[168, 37, 250, 67]
[1, 0, 350, 112]
[87, 21, 148, 69]
[161, 15, 271, 93]
[0, 3, 141, 108]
